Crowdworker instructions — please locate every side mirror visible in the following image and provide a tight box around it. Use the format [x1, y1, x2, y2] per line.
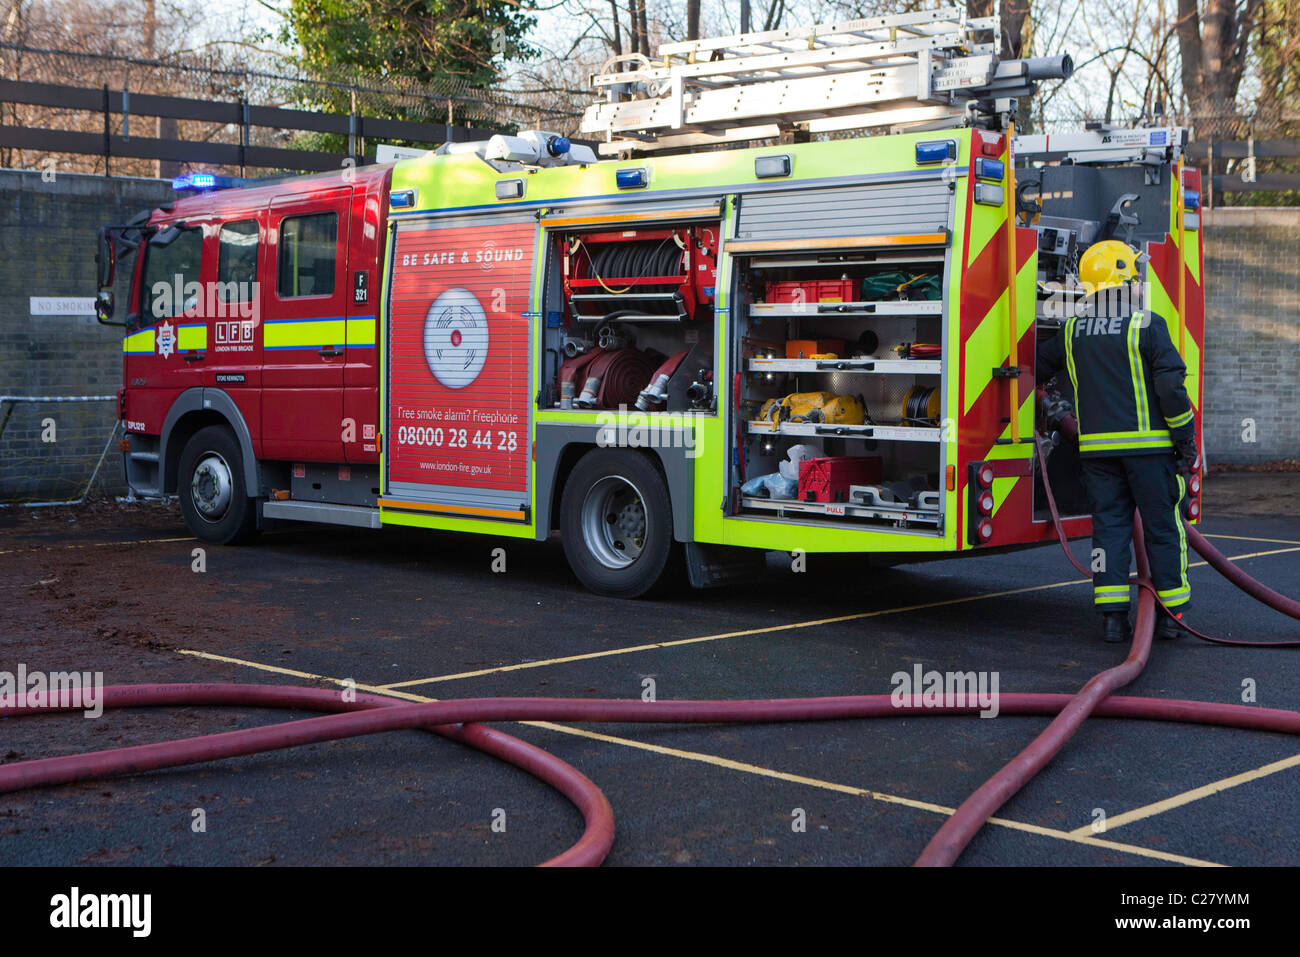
[96, 228, 116, 288]
[95, 289, 121, 326]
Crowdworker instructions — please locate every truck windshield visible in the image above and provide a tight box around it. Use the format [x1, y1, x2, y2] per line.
[141, 227, 203, 325]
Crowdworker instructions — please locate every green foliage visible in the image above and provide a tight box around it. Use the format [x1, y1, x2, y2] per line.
[283, 0, 536, 85]
[275, 0, 537, 152]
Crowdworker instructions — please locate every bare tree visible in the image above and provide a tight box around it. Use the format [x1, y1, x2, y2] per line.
[1176, 0, 1263, 138]
[1252, 0, 1300, 133]
[967, 0, 1032, 58]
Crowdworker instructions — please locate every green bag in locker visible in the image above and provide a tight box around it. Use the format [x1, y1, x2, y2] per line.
[861, 271, 942, 301]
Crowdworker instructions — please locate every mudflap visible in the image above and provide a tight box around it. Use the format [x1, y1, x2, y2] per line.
[685, 541, 767, 589]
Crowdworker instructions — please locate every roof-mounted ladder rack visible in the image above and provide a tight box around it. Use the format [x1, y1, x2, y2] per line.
[581, 7, 1072, 156]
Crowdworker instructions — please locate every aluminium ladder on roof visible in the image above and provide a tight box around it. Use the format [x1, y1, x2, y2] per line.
[581, 6, 1047, 154]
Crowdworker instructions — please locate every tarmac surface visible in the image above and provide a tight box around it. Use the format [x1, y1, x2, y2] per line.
[1, 487, 1298, 867]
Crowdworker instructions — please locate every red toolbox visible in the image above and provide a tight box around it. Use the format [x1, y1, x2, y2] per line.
[798, 456, 883, 503]
[766, 279, 856, 304]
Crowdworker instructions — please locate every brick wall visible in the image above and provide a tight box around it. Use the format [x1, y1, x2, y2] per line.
[0, 169, 174, 501]
[1202, 207, 1300, 465]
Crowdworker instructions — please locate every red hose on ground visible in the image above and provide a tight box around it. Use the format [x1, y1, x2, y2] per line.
[1040, 390, 1300, 643]
[1187, 525, 1300, 621]
[0, 684, 615, 868]
[3, 401, 1297, 866]
[5, 681, 1300, 867]
[912, 396, 1300, 868]
[914, 522, 1158, 866]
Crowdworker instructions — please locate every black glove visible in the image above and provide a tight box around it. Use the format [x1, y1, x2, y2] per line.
[1175, 437, 1200, 476]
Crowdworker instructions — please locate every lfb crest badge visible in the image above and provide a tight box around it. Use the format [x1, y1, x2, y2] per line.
[156, 320, 176, 359]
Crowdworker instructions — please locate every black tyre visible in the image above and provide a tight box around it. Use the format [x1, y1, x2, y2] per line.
[560, 449, 676, 598]
[177, 425, 258, 545]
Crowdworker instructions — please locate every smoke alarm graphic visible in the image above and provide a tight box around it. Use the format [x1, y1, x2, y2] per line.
[423, 288, 488, 389]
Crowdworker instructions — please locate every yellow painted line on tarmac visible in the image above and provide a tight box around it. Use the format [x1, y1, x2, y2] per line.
[381, 577, 1094, 689]
[0, 535, 196, 556]
[1202, 532, 1300, 546]
[175, 648, 428, 701]
[1069, 752, 1300, 838]
[180, 649, 1223, 867]
[1196, 545, 1300, 564]
[381, 544, 1300, 690]
[516, 721, 1222, 867]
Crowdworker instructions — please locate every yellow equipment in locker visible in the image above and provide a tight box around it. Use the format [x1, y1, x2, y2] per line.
[758, 391, 868, 426]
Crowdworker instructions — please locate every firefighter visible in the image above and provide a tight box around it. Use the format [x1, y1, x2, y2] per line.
[1037, 240, 1199, 642]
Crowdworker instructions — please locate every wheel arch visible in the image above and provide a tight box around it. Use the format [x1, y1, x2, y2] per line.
[161, 388, 260, 496]
[534, 423, 695, 542]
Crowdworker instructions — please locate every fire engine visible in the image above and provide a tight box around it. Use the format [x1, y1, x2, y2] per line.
[95, 9, 1205, 596]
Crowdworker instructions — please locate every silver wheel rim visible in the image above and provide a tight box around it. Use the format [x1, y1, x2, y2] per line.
[580, 475, 647, 570]
[191, 452, 234, 522]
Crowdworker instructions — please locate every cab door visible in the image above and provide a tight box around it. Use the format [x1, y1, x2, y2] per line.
[261, 189, 351, 462]
[343, 184, 384, 464]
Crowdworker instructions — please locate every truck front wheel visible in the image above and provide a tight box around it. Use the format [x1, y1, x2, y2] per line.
[560, 449, 676, 598]
[177, 425, 258, 545]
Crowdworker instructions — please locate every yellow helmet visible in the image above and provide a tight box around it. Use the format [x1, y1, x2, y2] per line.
[1079, 240, 1139, 292]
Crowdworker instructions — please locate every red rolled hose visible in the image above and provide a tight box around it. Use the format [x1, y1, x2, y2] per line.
[594, 347, 663, 408]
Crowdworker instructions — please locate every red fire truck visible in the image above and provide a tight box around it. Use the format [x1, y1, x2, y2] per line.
[96, 12, 1204, 597]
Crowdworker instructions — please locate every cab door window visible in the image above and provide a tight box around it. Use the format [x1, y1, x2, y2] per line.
[217, 220, 259, 303]
[277, 212, 337, 297]
[140, 227, 202, 325]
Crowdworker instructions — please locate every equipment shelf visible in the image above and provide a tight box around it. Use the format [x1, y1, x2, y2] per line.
[746, 420, 941, 442]
[748, 357, 941, 374]
[746, 252, 948, 269]
[740, 495, 942, 526]
[748, 300, 942, 319]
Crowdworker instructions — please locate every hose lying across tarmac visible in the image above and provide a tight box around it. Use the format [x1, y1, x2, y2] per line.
[1, 442, 1298, 866]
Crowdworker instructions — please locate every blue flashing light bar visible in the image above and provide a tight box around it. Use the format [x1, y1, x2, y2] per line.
[615, 167, 648, 190]
[915, 140, 957, 164]
[974, 157, 1005, 182]
[171, 172, 240, 191]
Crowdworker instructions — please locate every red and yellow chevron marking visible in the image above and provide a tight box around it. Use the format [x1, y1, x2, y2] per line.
[1144, 165, 1205, 524]
[953, 156, 1207, 547]
[953, 133, 1044, 549]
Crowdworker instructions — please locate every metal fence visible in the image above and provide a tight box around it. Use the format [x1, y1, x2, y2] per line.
[0, 395, 122, 506]
[0, 43, 587, 178]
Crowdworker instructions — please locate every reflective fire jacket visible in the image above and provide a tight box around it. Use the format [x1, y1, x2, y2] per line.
[1037, 309, 1195, 457]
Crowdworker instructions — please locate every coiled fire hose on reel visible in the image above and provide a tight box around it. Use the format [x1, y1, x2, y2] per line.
[2, 403, 1297, 867]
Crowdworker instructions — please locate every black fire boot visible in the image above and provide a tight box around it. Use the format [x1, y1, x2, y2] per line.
[1102, 611, 1132, 643]
[1156, 611, 1184, 640]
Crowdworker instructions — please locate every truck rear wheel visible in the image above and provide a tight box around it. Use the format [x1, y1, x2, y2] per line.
[178, 425, 258, 545]
[560, 449, 675, 598]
